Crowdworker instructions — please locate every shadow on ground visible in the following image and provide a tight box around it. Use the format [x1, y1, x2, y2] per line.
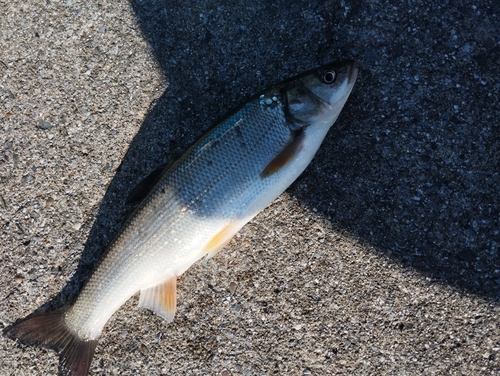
[36, 0, 499, 312]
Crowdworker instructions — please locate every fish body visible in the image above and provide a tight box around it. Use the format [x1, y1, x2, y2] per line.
[5, 60, 358, 375]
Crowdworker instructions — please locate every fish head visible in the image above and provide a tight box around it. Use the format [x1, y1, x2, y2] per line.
[284, 60, 358, 129]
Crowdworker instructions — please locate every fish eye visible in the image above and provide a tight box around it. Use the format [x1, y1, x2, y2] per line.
[321, 70, 336, 84]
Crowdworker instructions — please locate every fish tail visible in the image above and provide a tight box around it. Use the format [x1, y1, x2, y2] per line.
[4, 308, 97, 376]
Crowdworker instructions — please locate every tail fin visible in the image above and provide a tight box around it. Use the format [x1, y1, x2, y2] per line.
[4, 308, 98, 376]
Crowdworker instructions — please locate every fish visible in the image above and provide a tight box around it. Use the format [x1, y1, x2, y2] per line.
[4, 59, 358, 375]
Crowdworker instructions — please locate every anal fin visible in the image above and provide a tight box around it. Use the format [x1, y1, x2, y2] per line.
[260, 132, 305, 178]
[138, 277, 177, 323]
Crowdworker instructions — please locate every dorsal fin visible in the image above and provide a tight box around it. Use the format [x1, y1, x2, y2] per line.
[126, 162, 172, 205]
[260, 131, 305, 178]
[138, 277, 177, 323]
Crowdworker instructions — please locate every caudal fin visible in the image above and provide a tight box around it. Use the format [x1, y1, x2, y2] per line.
[4, 308, 98, 376]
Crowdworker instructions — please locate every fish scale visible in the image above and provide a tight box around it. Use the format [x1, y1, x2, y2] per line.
[5, 60, 357, 376]
[175, 101, 291, 215]
[66, 93, 293, 339]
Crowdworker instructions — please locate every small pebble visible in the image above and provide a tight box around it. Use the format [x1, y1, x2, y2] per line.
[139, 343, 148, 355]
[229, 281, 237, 294]
[45, 197, 54, 208]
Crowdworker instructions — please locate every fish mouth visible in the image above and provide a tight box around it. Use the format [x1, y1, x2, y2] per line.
[344, 59, 358, 84]
[325, 59, 357, 84]
[337, 59, 358, 85]
[324, 59, 358, 106]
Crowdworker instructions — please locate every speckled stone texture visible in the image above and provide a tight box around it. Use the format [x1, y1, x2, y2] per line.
[1, 0, 499, 375]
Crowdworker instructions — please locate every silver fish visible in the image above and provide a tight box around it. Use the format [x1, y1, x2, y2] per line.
[5, 60, 358, 375]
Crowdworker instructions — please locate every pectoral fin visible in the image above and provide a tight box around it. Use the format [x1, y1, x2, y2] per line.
[260, 132, 305, 178]
[138, 277, 177, 323]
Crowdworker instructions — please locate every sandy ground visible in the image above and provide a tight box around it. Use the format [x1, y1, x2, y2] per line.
[1, 0, 499, 375]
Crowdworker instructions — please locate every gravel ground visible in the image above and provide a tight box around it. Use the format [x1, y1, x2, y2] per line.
[1, 0, 499, 375]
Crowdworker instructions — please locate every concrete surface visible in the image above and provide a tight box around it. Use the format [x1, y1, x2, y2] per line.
[1, 0, 499, 375]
